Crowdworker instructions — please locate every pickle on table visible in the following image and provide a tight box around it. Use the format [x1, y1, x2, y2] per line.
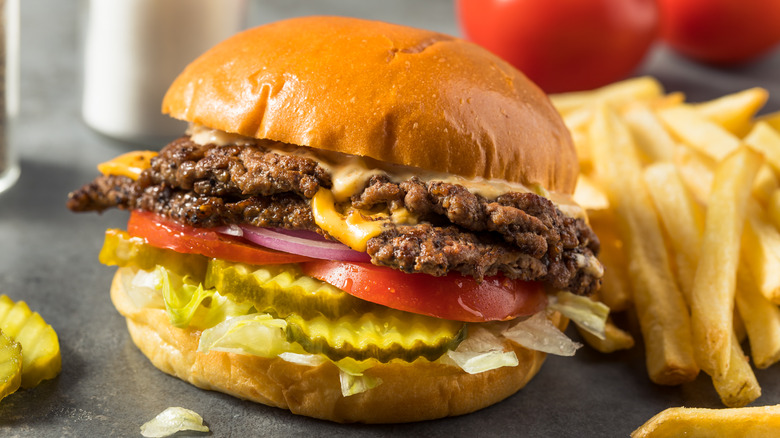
[0, 295, 61, 388]
[286, 311, 467, 363]
[0, 329, 22, 401]
[205, 259, 371, 319]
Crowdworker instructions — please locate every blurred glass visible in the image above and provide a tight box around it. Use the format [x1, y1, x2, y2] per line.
[81, 0, 247, 146]
[0, 0, 19, 194]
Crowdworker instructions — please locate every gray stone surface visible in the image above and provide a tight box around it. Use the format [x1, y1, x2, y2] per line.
[0, 0, 778, 436]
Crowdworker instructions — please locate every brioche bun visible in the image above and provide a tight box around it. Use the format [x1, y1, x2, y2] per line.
[162, 16, 577, 194]
[111, 270, 565, 423]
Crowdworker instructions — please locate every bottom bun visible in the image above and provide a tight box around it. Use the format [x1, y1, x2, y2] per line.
[110, 269, 565, 423]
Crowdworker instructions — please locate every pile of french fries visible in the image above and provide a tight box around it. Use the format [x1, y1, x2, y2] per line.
[551, 77, 780, 408]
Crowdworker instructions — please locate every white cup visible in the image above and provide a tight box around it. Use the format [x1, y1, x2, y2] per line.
[82, 0, 247, 145]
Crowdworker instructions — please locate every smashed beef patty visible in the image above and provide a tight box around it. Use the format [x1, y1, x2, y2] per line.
[67, 136, 602, 295]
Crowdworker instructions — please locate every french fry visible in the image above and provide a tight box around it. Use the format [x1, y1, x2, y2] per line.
[756, 110, 780, 134]
[589, 104, 698, 385]
[642, 163, 705, 304]
[745, 121, 780, 175]
[690, 147, 762, 379]
[694, 87, 768, 137]
[573, 174, 609, 211]
[736, 265, 780, 369]
[623, 104, 677, 163]
[577, 318, 635, 353]
[751, 164, 779, 206]
[711, 332, 761, 408]
[658, 105, 741, 161]
[673, 146, 715, 204]
[631, 404, 780, 438]
[768, 190, 780, 231]
[589, 210, 631, 312]
[550, 76, 663, 115]
[742, 201, 780, 304]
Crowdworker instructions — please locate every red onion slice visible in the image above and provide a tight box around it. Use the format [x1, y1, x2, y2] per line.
[217, 225, 371, 263]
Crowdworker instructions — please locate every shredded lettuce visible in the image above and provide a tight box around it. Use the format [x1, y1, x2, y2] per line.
[158, 267, 252, 329]
[198, 314, 301, 357]
[336, 362, 383, 397]
[278, 352, 327, 367]
[119, 267, 165, 310]
[140, 407, 209, 438]
[445, 325, 518, 374]
[548, 290, 609, 340]
[501, 312, 582, 356]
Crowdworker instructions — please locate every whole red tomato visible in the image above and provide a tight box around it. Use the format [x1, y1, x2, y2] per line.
[657, 0, 780, 65]
[456, 0, 659, 93]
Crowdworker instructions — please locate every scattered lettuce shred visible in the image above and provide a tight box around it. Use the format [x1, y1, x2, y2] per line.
[140, 407, 209, 438]
[548, 290, 609, 340]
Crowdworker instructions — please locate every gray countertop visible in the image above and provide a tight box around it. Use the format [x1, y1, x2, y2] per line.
[1, 1, 779, 436]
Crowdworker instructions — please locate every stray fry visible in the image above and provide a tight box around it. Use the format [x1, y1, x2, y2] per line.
[631, 405, 780, 438]
[589, 105, 698, 385]
[690, 147, 762, 379]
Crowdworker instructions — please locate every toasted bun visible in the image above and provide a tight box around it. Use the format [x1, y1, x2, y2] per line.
[162, 16, 577, 194]
[111, 270, 565, 423]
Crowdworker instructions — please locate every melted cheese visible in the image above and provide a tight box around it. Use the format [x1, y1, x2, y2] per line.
[97, 151, 158, 180]
[311, 188, 386, 251]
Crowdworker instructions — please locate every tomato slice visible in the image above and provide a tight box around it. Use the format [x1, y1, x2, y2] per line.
[127, 210, 314, 265]
[300, 260, 547, 322]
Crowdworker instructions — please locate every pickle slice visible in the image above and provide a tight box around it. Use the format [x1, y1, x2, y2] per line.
[286, 311, 467, 363]
[0, 295, 61, 388]
[205, 259, 370, 319]
[0, 329, 22, 401]
[100, 229, 208, 280]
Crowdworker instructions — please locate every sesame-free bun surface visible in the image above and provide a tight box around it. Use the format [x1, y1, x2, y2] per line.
[111, 270, 565, 423]
[162, 16, 577, 194]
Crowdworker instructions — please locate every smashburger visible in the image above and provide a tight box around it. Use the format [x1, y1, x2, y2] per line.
[68, 16, 604, 423]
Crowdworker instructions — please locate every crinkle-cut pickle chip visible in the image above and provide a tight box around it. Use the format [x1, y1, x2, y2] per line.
[0, 329, 22, 400]
[0, 295, 61, 388]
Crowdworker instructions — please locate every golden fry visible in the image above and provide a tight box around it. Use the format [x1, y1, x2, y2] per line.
[623, 104, 677, 163]
[642, 163, 705, 304]
[632, 405, 780, 438]
[658, 105, 741, 161]
[550, 76, 663, 115]
[742, 201, 780, 304]
[690, 147, 762, 379]
[736, 265, 780, 369]
[588, 210, 631, 311]
[673, 147, 715, 204]
[745, 121, 780, 175]
[577, 318, 635, 353]
[694, 87, 768, 137]
[589, 105, 698, 385]
[711, 332, 761, 408]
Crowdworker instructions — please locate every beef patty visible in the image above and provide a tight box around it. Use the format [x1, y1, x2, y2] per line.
[68, 136, 602, 295]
